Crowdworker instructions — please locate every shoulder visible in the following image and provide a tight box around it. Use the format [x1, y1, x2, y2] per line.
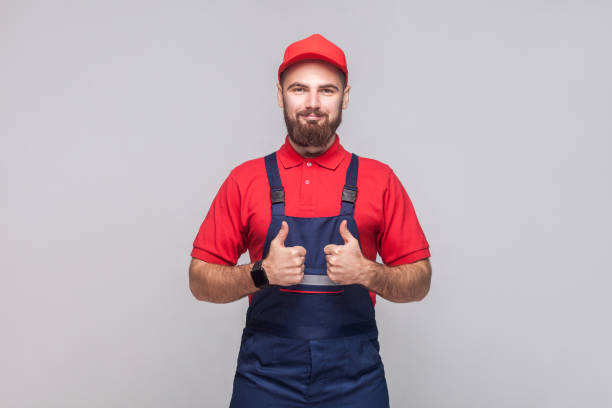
[356, 154, 394, 183]
[224, 156, 268, 195]
[228, 156, 266, 179]
[351, 154, 397, 207]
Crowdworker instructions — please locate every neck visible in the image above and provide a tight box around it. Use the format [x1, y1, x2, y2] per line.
[288, 134, 336, 158]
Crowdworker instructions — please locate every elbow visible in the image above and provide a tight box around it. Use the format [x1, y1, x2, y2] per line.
[189, 260, 211, 302]
[419, 262, 431, 301]
[189, 268, 206, 301]
[189, 273, 219, 303]
[189, 284, 205, 302]
[410, 260, 432, 302]
[414, 284, 430, 302]
[189, 260, 232, 303]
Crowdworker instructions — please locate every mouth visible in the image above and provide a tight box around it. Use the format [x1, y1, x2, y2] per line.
[302, 114, 323, 121]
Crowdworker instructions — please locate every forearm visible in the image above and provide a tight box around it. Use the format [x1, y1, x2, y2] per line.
[363, 258, 431, 303]
[189, 258, 258, 303]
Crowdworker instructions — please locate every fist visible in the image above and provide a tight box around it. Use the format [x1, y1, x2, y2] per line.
[324, 219, 370, 286]
[262, 221, 306, 286]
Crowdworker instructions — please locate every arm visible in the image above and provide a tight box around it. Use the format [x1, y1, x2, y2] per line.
[190, 221, 306, 303]
[189, 258, 258, 304]
[366, 165, 432, 303]
[362, 258, 431, 303]
[189, 173, 261, 304]
[324, 220, 432, 303]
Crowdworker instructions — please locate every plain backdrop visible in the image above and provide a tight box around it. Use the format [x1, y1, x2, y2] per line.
[1, 1, 611, 407]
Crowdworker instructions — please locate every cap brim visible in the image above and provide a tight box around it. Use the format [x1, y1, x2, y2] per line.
[278, 52, 348, 83]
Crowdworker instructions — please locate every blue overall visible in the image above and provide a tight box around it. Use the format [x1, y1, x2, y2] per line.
[229, 152, 390, 408]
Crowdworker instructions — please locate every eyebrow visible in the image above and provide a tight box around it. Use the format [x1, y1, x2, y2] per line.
[287, 82, 340, 91]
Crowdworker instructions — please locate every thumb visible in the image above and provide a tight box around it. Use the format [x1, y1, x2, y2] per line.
[274, 220, 289, 247]
[339, 219, 354, 244]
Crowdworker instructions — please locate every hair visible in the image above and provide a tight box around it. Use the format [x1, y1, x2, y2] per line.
[280, 66, 347, 90]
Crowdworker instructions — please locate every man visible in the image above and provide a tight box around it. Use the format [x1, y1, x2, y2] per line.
[189, 33, 432, 408]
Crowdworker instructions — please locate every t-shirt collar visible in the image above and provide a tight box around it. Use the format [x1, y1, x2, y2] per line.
[277, 134, 347, 170]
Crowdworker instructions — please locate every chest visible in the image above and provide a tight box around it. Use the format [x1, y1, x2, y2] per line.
[242, 164, 385, 260]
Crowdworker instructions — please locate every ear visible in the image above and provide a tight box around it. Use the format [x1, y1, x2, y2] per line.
[342, 84, 351, 110]
[277, 82, 284, 108]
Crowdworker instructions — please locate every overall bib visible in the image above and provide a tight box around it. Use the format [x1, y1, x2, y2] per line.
[229, 152, 390, 408]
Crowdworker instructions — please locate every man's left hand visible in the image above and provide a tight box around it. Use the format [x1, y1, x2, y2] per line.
[324, 219, 372, 286]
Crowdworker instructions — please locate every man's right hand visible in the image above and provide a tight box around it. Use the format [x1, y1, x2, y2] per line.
[262, 221, 306, 286]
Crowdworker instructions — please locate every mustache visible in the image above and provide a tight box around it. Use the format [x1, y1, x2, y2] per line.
[297, 109, 328, 117]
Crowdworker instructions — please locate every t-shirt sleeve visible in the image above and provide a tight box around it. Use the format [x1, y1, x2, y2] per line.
[191, 173, 247, 265]
[377, 168, 431, 266]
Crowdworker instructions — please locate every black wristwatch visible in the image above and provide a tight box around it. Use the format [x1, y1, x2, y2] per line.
[250, 260, 269, 288]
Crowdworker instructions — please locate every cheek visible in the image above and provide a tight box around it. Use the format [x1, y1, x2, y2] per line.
[322, 98, 342, 115]
[284, 96, 303, 112]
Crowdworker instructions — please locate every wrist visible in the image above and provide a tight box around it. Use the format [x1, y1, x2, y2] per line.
[361, 257, 382, 289]
[261, 258, 274, 285]
[261, 258, 271, 274]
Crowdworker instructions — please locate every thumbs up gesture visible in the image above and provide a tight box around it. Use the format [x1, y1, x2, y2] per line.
[262, 221, 307, 286]
[324, 220, 370, 286]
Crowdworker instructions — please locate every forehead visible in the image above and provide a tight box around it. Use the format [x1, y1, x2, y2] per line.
[282, 60, 344, 87]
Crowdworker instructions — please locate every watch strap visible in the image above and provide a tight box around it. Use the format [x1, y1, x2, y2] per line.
[250, 260, 269, 288]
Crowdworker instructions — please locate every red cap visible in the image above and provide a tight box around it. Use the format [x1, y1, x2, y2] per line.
[278, 34, 348, 85]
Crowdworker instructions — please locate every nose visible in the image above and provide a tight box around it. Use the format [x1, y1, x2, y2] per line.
[304, 89, 320, 110]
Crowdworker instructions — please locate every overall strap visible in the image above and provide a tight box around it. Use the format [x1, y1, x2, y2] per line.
[340, 153, 359, 216]
[264, 152, 285, 216]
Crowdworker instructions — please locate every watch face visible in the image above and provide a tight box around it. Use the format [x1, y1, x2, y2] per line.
[251, 263, 269, 288]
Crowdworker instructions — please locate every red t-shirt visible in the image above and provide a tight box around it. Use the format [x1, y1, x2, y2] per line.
[191, 134, 431, 304]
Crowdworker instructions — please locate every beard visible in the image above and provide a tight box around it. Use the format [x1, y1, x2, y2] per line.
[283, 101, 342, 148]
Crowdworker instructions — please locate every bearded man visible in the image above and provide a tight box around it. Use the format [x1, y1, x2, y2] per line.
[189, 33, 432, 408]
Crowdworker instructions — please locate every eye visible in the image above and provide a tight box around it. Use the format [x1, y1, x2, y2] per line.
[292, 87, 305, 93]
[321, 88, 334, 95]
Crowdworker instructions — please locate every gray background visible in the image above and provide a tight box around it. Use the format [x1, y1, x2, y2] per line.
[1, 1, 611, 407]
